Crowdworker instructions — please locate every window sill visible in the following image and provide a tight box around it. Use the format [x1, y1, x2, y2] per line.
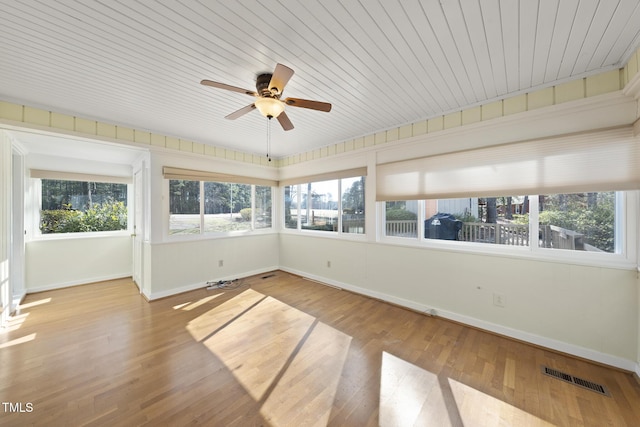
[28, 230, 131, 242]
[279, 227, 368, 242]
[378, 235, 636, 271]
[161, 228, 277, 244]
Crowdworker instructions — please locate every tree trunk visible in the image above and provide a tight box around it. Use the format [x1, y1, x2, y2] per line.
[486, 198, 497, 223]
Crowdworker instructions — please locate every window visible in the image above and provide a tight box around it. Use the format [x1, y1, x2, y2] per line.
[283, 175, 366, 235]
[255, 185, 272, 229]
[423, 196, 530, 247]
[204, 182, 252, 233]
[169, 180, 201, 235]
[40, 179, 128, 234]
[381, 191, 627, 261]
[385, 201, 418, 238]
[341, 176, 365, 234]
[284, 184, 298, 230]
[538, 192, 615, 253]
[168, 179, 273, 236]
[301, 180, 339, 231]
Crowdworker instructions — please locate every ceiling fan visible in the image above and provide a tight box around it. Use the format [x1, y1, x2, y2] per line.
[201, 63, 331, 131]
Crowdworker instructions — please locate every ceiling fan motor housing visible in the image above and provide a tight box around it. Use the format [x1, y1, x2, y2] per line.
[256, 73, 277, 97]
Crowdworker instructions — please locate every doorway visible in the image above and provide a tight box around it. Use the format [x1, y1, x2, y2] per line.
[132, 166, 144, 291]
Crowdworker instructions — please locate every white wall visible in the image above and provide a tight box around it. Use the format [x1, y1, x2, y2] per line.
[25, 235, 132, 292]
[279, 233, 638, 369]
[146, 234, 279, 300]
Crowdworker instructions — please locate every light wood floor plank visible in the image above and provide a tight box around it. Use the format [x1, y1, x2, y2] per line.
[1, 272, 639, 426]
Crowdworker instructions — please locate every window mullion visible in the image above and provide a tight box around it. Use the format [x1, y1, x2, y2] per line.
[251, 185, 256, 231]
[200, 181, 205, 234]
[418, 200, 425, 241]
[529, 195, 539, 252]
[297, 184, 302, 230]
[337, 179, 342, 234]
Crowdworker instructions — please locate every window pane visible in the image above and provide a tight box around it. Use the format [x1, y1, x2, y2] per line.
[301, 180, 339, 232]
[284, 185, 298, 229]
[204, 182, 252, 233]
[40, 179, 128, 234]
[538, 192, 615, 253]
[169, 180, 200, 235]
[255, 186, 272, 229]
[425, 196, 530, 246]
[341, 176, 365, 234]
[385, 201, 418, 238]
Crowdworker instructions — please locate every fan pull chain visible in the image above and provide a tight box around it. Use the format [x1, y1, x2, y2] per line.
[266, 117, 272, 162]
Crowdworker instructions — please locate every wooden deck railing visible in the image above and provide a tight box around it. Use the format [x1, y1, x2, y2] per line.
[384, 219, 588, 250]
[386, 220, 418, 237]
[461, 222, 589, 249]
[460, 222, 530, 246]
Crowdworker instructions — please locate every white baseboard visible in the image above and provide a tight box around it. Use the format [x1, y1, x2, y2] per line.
[281, 267, 638, 372]
[143, 266, 280, 301]
[26, 272, 132, 294]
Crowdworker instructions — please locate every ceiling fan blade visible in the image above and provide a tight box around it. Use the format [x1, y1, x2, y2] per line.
[268, 63, 294, 95]
[225, 104, 256, 120]
[283, 97, 332, 112]
[277, 111, 294, 131]
[201, 79, 257, 96]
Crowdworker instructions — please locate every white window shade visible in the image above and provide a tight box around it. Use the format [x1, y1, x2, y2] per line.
[376, 127, 640, 201]
[30, 169, 132, 184]
[279, 167, 367, 187]
[162, 166, 277, 187]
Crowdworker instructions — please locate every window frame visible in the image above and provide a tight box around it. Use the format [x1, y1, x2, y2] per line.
[281, 176, 367, 240]
[30, 177, 133, 240]
[165, 179, 276, 241]
[378, 191, 637, 269]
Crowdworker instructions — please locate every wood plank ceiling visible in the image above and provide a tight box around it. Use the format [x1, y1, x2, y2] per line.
[1, 0, 640, 158]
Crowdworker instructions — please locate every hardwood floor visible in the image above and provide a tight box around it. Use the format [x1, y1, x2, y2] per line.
[1, 271, 639, 426]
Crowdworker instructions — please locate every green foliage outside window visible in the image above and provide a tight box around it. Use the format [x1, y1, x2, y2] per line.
[488, 193, 615, 252]
[385, 206, 417, 221]
[41, 200, 127, 234]
[539, 192, 615, 253]
[40, 179, 128, 234]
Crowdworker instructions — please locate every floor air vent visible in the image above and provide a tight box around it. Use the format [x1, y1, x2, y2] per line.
[541, 366, 610, 397]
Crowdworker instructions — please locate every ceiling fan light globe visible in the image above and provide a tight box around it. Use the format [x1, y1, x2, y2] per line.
[254, 97, 285, 118]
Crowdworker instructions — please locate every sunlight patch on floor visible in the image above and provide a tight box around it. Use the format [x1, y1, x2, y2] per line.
[179, 294, 222, 311]
[0, 333, 36, 349]
[380, 351, 446, 426]
[172, 301, 192, 310]
[2, 312, 29, 332]
[201, 294, 317, 401]
[189, 289, 352, 425]
[19, 297, 52, 309]
[186, 288, 266, 342]
[260, 320, 351, 426]
[448, 378, 554, 426]
[380, 352, 554, 426]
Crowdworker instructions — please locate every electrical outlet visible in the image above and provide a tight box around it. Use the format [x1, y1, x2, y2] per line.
[493, 293, 506, 307]
[326, 260, 331, 268]
[218, 260, 224, 267]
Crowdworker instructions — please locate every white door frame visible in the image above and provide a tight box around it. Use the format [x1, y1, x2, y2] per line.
[132, 156, 148, 293]
[10, 148, 26, 309]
